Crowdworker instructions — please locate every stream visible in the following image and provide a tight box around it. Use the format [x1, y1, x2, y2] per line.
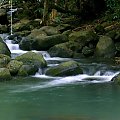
[0, 33, 120, 120]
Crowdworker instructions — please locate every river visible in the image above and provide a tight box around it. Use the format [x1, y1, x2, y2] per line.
[0, 34, 120, 120]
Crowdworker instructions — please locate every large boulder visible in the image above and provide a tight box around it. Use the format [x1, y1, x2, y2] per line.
[0, 9, 9, 25]
[94, 36, 116, 58]
[19, 34, 68, 51]
[48, 42, 73, 58]
[0, 37, 11, 56]
[18, 64, 38, 76]
[7, 60, 23, 76]
[0, 54, 11, 67]
[15, 51, 47, 68]
[69, 30, 98, 45]
[45, 60, 83, 77]
[0, 68, 12, 81]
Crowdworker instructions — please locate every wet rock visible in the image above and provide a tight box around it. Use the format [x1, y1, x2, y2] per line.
[112, 73, 120, 83]
[94, 35, 116, 58]
[7, 60, 23, 76]
[15, 51, 47, 68]
[18, 64, 38, 76]
[0, 37, 11, 56]
[0, 54, 11, 67]
[0, 68, 12, 81]
[45, 60, 83, 77]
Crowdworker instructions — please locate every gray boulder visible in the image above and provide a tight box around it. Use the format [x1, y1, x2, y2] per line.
[0, 68, 12, 81]
[94, 36, 116, 58]
[45, 60, 83, 77]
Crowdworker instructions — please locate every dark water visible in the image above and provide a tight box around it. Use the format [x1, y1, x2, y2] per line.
[0, 77, 120, 120]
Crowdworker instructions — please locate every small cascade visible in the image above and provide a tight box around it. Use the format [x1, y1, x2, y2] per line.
[11, 71, 119, 92]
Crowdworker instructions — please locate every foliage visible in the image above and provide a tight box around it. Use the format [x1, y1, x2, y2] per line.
[105, 0, 120, 20]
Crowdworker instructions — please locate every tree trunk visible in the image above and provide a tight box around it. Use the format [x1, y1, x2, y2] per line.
[43, 0, 49, 25]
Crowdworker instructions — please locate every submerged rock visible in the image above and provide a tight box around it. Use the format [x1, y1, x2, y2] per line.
[15, 51, 47, 68]
[45, 60, 83, 77]
[0, 68, 12, 81]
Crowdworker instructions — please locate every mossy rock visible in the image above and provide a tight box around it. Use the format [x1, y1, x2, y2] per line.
[39, 26, 60, 36]
[0, 68, 12, 81]
[48, 42, 73, 58]
[69, 30, 98, 44]
[18, 64, 38, 76]
[94, 35, 116, 58]
[0, 41, 11, 56]
[0, 54, 11, 67]
[7, 60, 23, 76]
[45, 60, 83, 77]
[15, 51, 47, 68]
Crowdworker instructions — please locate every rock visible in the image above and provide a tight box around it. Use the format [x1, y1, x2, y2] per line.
[69, 30, 98, 46]
[0, 38, 11, 56]
[82, 46, 94, 57]
[12, 19, 32, 32]
[0, 54, 11, 67]
[94, 36, 116, 58]
[15, 51, 47, 68]
[94, 24, 105, 35]
[0, 68, 12, 81]
[18, 64, 38, 76]
[48, 42, 73, 58]
[19, 34, 68, 51]
[0, 9, 9, 25]
[39, 26, 60, 35]
[7, 60, 23, 76]
[112, 73, 120, 83]
[0, 24, 8, 33]
[45, 60, 83, 77]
